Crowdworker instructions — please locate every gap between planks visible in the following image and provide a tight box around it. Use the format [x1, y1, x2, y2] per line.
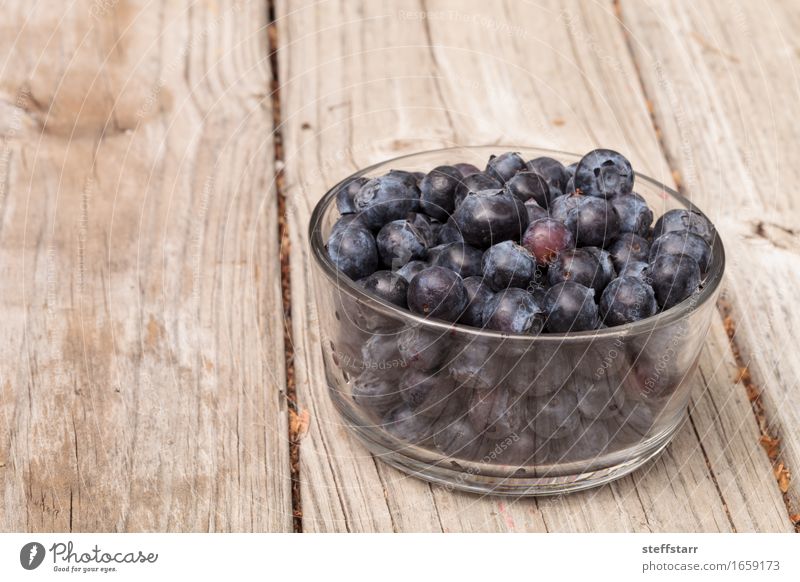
[614, 0, 799, 532]
[267, 0, 303, 533]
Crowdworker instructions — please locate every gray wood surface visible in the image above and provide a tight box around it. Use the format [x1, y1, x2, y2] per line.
[0, 0, 291, 531]
[1, 0, 796, 532]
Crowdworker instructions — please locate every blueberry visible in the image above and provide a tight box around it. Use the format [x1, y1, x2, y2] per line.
[485, 151, 527, 183]
[610, 192, 652, 236]
[574, 379, 626, 420]
[436, 218, 465, 244]
[565, 195, 621, 247]
[469, 387, 525, 439]
[599, 276, 658, 326]
[482, 288, 544, 334]
[549, 191, 581, 223]
[354, 173, 420, 229]
[428, 242, 483, 277]
[521, 217, 575, 266]
[352, 370, 402, 416]
[396, 260, 428, 283]
[448, 341, 500, 391]
[454, 172, 503, 207]
[461, 276, 495, 327]
[330, 213, 368, 238]
[647, 253, 701, 309]
[504, 171, 550, 207]
[433, 416, 482, 457]
[574, 149, 634, 198]
[529, 392, 580, 440]
[399, 368, 457, 417]
[608, 232, 650, 273]
[405, 212, 438, 245]
[481, 241, 538, 291]
[381, 404, 432, 444]
[563, 176, 575, 195]
[452, 191, 528, 248]
[327, 227, 379, 280]
[652, 208, 716, 245]
[453, 162, 481, 177]
[358, 270, 409, 307]
[407, 266, 468, 322]
[524, 199, 549, 223]
[335, 176, 369, 214]
[564, 162, 577, 181]
[526, 156, 567, 199]
[419, 165, 464, 221]
[618, 260, 649, 280]
[542, 281, 599, 332]
[547, 248, 602, 289]
[376, 219, 430, 268]
[583, 246, 616, 292]
[649, 230, 712, 272]
[397, 325, 449, 371]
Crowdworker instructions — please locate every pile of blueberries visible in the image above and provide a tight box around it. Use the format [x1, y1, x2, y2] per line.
[325, 150, 716, 466]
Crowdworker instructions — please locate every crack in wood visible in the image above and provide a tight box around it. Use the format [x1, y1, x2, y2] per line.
[267, 0, 302, 533]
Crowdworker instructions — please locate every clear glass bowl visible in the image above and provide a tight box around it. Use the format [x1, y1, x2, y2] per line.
[308, 146, 725, 496]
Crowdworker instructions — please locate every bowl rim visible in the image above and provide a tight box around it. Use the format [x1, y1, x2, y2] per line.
[308, 145, 726, 342]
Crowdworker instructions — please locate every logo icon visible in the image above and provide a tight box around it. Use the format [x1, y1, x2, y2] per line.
[20, 542, 46, 570]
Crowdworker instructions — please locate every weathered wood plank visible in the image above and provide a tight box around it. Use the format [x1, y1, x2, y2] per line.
[278, 0, 790, 531]
[0, 0, 292, 531]
[619, 0, 800, 523]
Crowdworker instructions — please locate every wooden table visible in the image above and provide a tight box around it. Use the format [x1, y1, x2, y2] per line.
[1, 0, 797, 532]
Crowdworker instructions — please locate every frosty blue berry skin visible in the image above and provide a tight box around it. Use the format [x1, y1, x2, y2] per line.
[327, 226, 378, 280]
[546, 248, 601, 290]
[376, 219, 430, 268]
[452, 191, 528, 248]
[419, 165, 463, 221]
[574, 149, 634, 198]
[482, 288, 544, 334]
[407, 266, 468, 322]
[460, 276, 495, 327]
[358, 270, 409, 308]
[527, 156, 568, 201]
[453, 172, 502, 207]
[485, 151, 527, 183]
[428, 242, 483, 278]
[335, 176, 369, 214]
[542, 281, 599, 332]
[649, 230, 712, 273]
[610, 192, 652, 237]
[647, 253, 701, 309]
[653, 208, 715, 245]
[599, 276, 658, 326]
[354, 173, 420, 229]
[608, 232, 650, 273]
[481, 241, 538, 291]
[504, 171, 551, 207]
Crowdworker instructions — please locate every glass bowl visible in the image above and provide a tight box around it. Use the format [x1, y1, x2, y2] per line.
[308, 146, 725, 496]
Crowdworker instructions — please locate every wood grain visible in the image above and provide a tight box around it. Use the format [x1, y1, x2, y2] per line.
[276, 0, 791, 531]
[0, 0, 292, 531]
[618, 0, 800, 518]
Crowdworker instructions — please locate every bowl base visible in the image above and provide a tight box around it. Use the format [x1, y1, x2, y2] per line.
[344, 412, 683, 497]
